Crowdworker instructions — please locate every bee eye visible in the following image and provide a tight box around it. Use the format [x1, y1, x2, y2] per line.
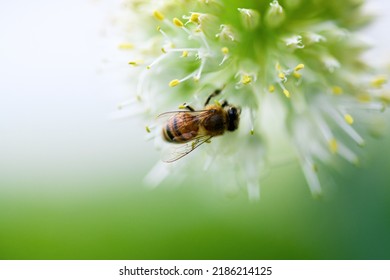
[227, 107, 239, 131]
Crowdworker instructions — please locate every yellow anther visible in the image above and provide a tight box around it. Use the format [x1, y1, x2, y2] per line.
[156, 26, 161, 31]
[275, 62, 282, 71]
[169, 79, 180, 87]
[145, 126, 151, 133]
[329, 138, 338, 154]
[268, 85, 275, 93]
[128, 60, 142, 66]
[294, 64, 305, 71]
[118, 43, 134, 50]
[278, 72, 285, 80]
[178, 104, 187, 109]
[332, 86, 343, 95]
[190, 13, 201, 24]
[344, 114, 354, 125]
[241, 74, 252, 85]
[173, 17, 184, 27]
[293, 71, 301, 79]
[161, 47, 167, 53]
[371, 76, 387, 88]
[221, 47, 229, 55]
[181, 51, 188, 57]
[153, 10, 164, 21]
[283, 89, 290, 98]
[357, 94, 371, 103]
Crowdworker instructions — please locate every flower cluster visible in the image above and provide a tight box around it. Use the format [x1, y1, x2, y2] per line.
[118, 0, 388, 199]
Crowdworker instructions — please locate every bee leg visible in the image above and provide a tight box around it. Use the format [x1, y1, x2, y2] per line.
[204, 86, 225, 106]
[185, 104, 195, 112]
[221, 100, 229, 108]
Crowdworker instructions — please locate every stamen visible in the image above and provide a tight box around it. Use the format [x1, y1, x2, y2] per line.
[118, 43, 134, 50]
[147, 53, 166, 69]
[194, 58, 207, 81]
[268, 85, 275, 93]
[328, 138, 338, 154]
[371, 75, 387, 89]
[173, 17, 184, 27]
[153, 10, 165, 21]
[332, 86, 343, 95]
[344, 114, 354, 125]
[169, 79, 180, 87]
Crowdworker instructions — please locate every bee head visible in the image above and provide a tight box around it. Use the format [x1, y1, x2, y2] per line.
[226, 106, 241, 131]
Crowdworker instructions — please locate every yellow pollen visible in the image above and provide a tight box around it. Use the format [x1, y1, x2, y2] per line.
[169, 79, 180, 87]
[241, 74, 252, 85]
[190, 13, 200, 24]
[145, 126, 151, 133]
[268, 85, 275, 93]
[128, 60, 142, 66]
[181, 50, 188, 57]
[278, 72, 285, 80]
[344, 114, 354, 125]
[214, 100, 222, 106]
[173, 17, 184, 27]
[294, 64, 305, 71]
[118, 43, 133, 50]
[371, 76, 387, 88]
[357, 94, 371, 103]
[153, 10, 164, 21]
[221, 47, 229, 55]
[293, 71, 301, 79]
[332, 86, 343, 95]
[178, 104, 187, 109]
[283, 89, 290, 98]
[329, 138, 338, 154]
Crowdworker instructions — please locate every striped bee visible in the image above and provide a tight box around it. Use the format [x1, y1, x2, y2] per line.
[158, 88, 241, 162]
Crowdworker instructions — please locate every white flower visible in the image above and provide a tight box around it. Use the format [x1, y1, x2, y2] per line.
[117, 0, 388, 199]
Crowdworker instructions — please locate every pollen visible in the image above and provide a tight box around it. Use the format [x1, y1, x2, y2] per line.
[371, 76, 387, 89]
[118, 43, 134, 50]
[169, 79, 180, 87]
[283, 89, 290, 98]
[278, 72, 286, 80]
[173, 17, 184, 27]
[294, 64, 305, 71]
[190, 13, 201, 24]
[293, 72, 301, 79]
[128, 60, 143, 66]
[181, 50, 188, 57]
[221, 47, 229, 55]
[344, 114, 354, 125]
[268, 85, 275, 93]
[329, 138, 338, 154]
[332, 86, 343, 95]
[241, 74, 252, 85]
[153, 10, 164, 21]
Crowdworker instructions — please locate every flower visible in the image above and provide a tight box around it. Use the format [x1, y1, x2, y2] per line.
[118, 0, 388, 199]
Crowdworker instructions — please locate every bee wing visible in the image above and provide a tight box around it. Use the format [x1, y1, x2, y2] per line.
[162, 135, 213, 163]
[157, 109, 209, 122]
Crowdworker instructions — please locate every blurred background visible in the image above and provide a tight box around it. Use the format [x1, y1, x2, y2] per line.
[0, 0, 389, 259]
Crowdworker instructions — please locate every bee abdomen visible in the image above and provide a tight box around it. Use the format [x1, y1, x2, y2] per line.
[163, 115, 199, 143]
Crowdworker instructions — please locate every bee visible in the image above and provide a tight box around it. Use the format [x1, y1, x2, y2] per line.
[158, 87, 241, 162]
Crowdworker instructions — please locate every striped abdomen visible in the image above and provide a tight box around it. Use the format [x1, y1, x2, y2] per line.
[163, 113, 200, 143]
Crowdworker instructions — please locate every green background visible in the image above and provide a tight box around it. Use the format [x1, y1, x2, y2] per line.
[1, 123, 389, 260]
